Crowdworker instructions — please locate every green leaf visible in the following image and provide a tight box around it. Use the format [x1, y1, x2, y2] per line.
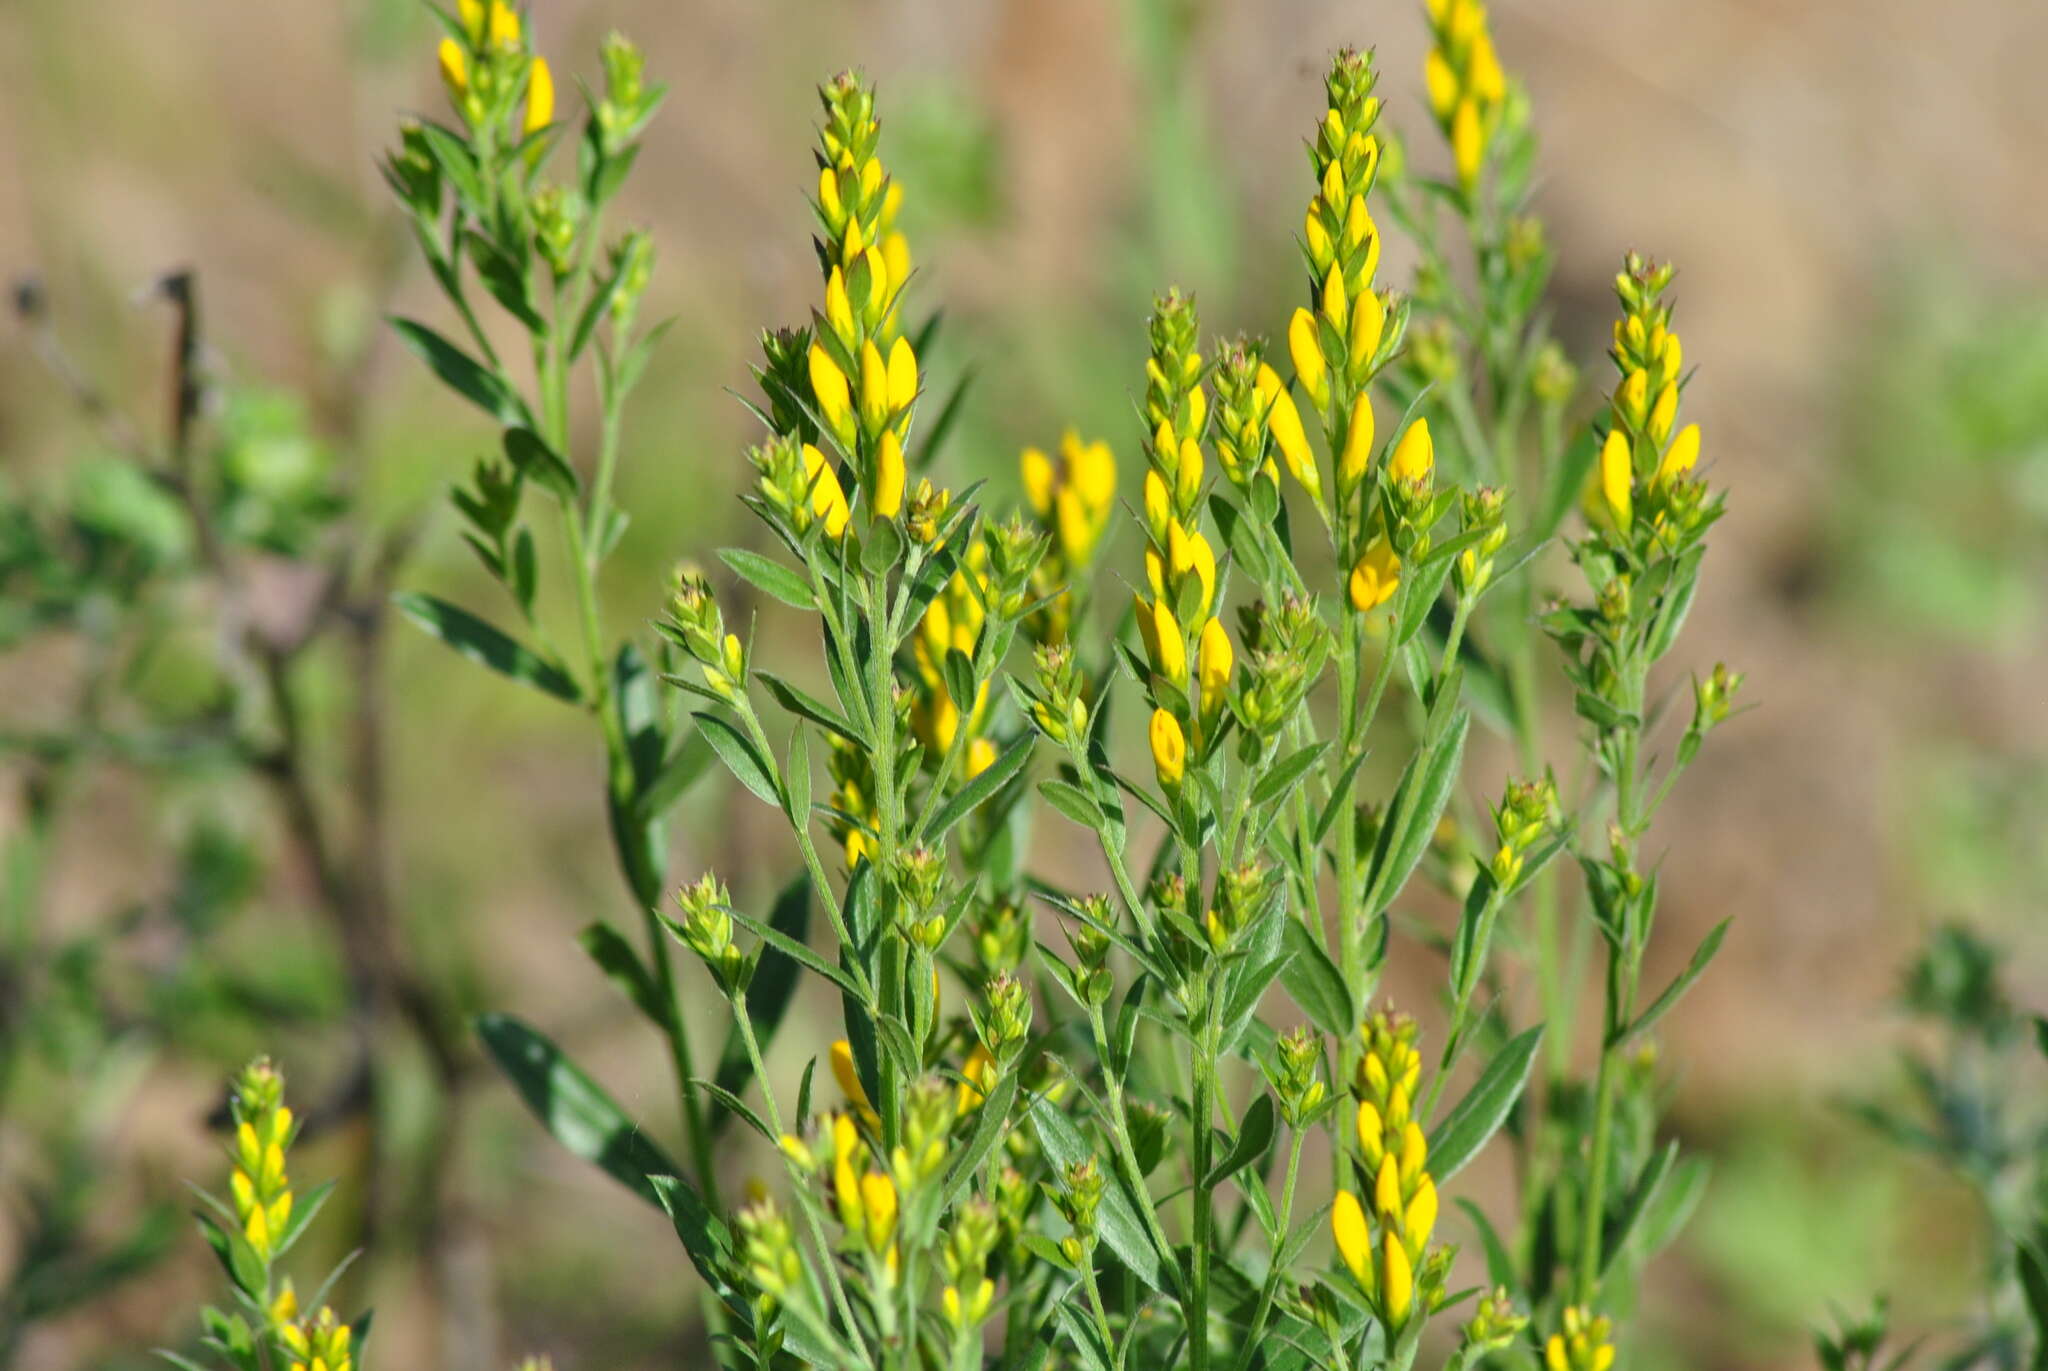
[503, 427, 578, 500]
[1625, 1154, 1710, 1265]
[1279, 917, 1353, 1036]
[1429, 1024, 1542, 1181]
[578, 920, 665, 1027]
[2017, 1233, 2048, 1370]
[1038, 777, 1110, 832]
[394, 592, 581, 703]
[1204, 1093, 1277, 1189]
[646, 1174, 736, 1297]
[943, 1070, 1020, 1209]
[692, 712, 782, 808]
[389, 316, 527, 425]
[271, 1178, 335, 1259]
[719, 547, 815, 612]
[1031, 1097, 1165, 1291]
[1621, 917, 1731, 1044]
[924, 734, 1033, 843]
[755, 672, 863, 745]
[1362, 708, 1469, 914]
[726, 900, 869, 1003]
[1252, 742, 1329, 811]
[475, 1014, 680, 1208]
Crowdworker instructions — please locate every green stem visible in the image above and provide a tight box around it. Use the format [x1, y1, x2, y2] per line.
[1189, 1009, 1219, 1371]
[1232, 1128, 1306, 1371]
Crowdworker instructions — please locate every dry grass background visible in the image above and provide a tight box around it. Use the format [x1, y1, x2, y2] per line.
[3, 1, 2045, 1368]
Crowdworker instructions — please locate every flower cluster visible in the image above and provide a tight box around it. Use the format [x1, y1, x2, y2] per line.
[1423, 0, 1508, 188]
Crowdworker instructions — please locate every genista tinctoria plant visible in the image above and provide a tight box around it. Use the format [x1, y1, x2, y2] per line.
[373, 5, 1747, 1369]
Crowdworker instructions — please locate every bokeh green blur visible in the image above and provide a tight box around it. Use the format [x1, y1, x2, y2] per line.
[2, 0, 2044, 1368]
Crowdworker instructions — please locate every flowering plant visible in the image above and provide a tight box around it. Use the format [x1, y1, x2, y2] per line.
[370, 4, 1750, 1369]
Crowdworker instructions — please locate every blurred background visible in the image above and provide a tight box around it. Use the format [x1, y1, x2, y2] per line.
[2, 0, 2045, 1368]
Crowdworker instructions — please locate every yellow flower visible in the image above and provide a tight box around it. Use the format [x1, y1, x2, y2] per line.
[1348, 289, 1386, 376]
[872, 430, 906, 518]
[1380, 1228, 1416, 1324]
[801, 444, 851, 540]
[1338, 391, 1375, 493]
[887, 336, 919, 414]
[830, 1040, 877, 1126]
[957, 1043, 998, 1111]
[525, 56, 554, 136]
[808, 344, 853, 442]
[1598, 428, 1633, 530]
[1289, 308, 1329, 412]
[859, 1171, 898, 1254]
[1348, 535, 1400, 612]
[1647, 379, 1678, 444]
[1389, 418, 1434, 484]
[1149, 708, 1186, 789]
[1333, 1189, 1373, 1291]
[1656, 423, 1700, 487]
[1264, 370, 1321, 501]
[858, 339, 890, 434]
[1135, 594, 1188, 687]
[824, 268, 856, 345]
[1021, 445, 1055, 517]
[1451, 99, 1484, 187]
[1197, 616, 1233, 715]
[438, 39, 468, 103]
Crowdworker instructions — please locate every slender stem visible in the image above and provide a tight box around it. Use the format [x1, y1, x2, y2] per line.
[1188, 1008, 1218, 1371]
[1232, 1128, 1306, 1371]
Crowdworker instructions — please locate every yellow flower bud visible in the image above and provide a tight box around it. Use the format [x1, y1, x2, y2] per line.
[1599, 428, 1633, 530]
[872, 430, 906, 518]
[1348, 289, 1385, 374]
[1264, 374, 1320, 501]
[824, 268, 856, 345]
[1176, 436, 1205, 511]
[858, 339, 890, 433]
[1452, 98, 1484, 188]
[1614, 368, 1649, 430]
[803, 444, 852, 540]
[1143, 469, 1171, 545]
[1406, 1174, 1439, 1248]
[1338, 391, 1375, 493]
[1424, 49, 1458, 118]
[1348, 535, 1400, 612]
[438, 38, 468, 103]
[860, 1171, 898, 1253]
[887, 336, 918, 414]
[1320, 265, 1350, 333]
[818, 166, 844, 228]
[1289, 308, 1329, 413]
[882, 232, 911, 299]
[1381, 1229, 1416, 1324]
[1333, 1189, 1373, 1291]
[1305, 205, 1334, 271]
[1390, 418, 1434, 484]
[1357, 1099, 1384, 1161]
[1135, 594, 1187, 687]
[1198, 616, 1233, 712]
[808, 345, 852, 440]
[1149, 707, 1186, 788]
[1656, 423, 1700, 487]
[1647, 380, 1678, 444]
[524, 57, 554, 136]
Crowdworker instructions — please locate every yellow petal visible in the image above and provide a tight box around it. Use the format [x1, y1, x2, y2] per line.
[1338, 391, 1375, 491]
[1148, 707, 1186, 787]
[1390, 418, 1434, 484]
[1599, 428, 1633, 529]
[1656, 423, 1701, 486]
[1020, 446, 1055, 517]
[524, 56, 554, 136]
[1288, 307, 1328, 412]
[873, 430, 906, 517]
[1332, 1189, 1373, 1290]
[887, 336, 918, 413]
